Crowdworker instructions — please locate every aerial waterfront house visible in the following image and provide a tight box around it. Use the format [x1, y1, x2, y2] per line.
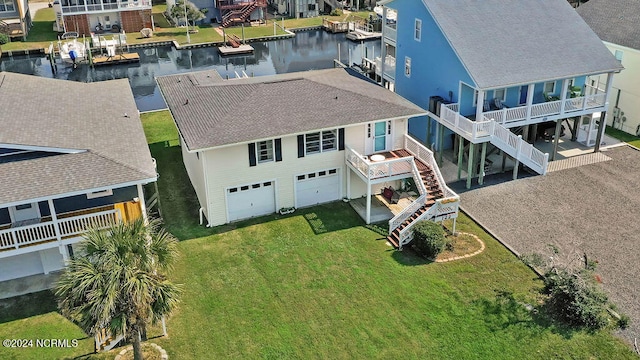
[0, 72, 156, 288]
[157, 68, 459, 248]
[375, 0, 623, 187]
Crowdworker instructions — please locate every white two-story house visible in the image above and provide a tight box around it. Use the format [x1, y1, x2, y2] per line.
[157, 68, 459, 249]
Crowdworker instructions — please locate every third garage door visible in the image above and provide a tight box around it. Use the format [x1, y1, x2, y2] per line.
[296, 169, 340, 208]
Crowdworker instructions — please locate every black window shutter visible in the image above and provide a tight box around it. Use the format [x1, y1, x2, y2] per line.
[297, 135, 305, 158]
[248, 143, 256, 167]
[338, 128, 345, 151]
[275, 139, 282, 162]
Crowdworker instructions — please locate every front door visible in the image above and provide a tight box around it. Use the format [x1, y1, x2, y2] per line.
[519, 85, 528, 105]
[374, 121, 387, 152]
[9, 203, 41, 223]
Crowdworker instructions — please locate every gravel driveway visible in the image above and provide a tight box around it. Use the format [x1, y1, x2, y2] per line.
[457, 145, 640, 346]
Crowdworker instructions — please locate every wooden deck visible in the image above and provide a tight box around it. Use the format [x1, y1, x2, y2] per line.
[93, 52, 140, 66]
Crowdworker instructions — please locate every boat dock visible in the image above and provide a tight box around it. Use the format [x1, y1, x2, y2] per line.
[346, 29, 382, 41]
[218, 44, 254, 55]
[323, 18, 349, 33]
[92, 53, 140, 66]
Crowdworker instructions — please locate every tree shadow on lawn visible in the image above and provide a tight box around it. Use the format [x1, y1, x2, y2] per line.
[474, 289, 582, 340]
[150, 142, 365, 241]
[391, 247, 434, 266]
[0, 290, 58, 324]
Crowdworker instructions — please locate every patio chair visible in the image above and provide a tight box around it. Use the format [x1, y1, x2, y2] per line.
[493, 98, 505, 110]
[483, 99, 491, 112]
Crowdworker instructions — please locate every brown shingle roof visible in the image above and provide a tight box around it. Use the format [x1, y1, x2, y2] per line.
[156, 68, 427, 151]
[0, 72, 156, 204]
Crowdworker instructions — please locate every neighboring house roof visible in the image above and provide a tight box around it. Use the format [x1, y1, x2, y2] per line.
[0, 72, 156, 205]
[382, 0, 623, 89]
[576, 0, 640, 51]
[156, 68, 427, 151]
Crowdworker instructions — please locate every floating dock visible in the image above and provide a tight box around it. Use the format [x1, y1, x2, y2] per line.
[218, 44, 254, 56]
[346, 29, 382, 41]
[92, 53, 140, 66]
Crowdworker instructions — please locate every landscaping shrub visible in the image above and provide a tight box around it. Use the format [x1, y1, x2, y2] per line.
[330, 9, 343, 16]
[411, 220, 446, 258]
[542, 268, 610, 330]
[0, 33, 9, 45]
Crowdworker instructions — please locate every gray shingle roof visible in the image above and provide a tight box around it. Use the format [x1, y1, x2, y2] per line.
[156, 68, 427, 151]
[577, 0, 640, 50]
[0, 72, 156, 204]
[418, 0, 624, 89]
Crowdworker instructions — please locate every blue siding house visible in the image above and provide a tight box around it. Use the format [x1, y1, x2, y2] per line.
[376, 0, 623, 187]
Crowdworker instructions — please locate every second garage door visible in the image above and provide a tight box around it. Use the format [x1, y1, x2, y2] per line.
[296, 168, 340, 208]
[226, 181, 276, 222]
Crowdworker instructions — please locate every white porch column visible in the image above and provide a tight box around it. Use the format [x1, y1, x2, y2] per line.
[594, 72, 615, 152]
[559, 79, 569, 115]
[346, 168, 351, 199]
[137, 183, 149, 224]
[48, 199, 63, 243]
[475, 90, 485, 122]
[48, 199, 68, 262]
[366, 184, 371, 224]
[380, 7, 387, 84]
[525, 83, 535, 123]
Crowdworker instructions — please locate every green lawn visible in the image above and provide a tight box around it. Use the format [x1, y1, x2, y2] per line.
[1, 8, 58, 51]
[0, 111, 635, 359]
[606, 126, 640, 148]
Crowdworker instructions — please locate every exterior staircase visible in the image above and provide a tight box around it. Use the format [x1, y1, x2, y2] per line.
[386, 137, 459, 250]
[221, 0, 267, 27]
[386, 150, 445, 249]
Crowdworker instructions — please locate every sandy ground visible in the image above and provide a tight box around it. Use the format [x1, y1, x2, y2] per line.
[457, 145, 640, 346]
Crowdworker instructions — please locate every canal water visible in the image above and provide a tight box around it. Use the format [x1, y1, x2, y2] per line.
[0, 30, 380, 112]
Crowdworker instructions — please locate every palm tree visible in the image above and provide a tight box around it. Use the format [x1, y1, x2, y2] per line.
[56, 217, 181, 360]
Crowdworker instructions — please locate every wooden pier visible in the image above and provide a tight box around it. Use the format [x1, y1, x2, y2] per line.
[92, 53, 140, 66]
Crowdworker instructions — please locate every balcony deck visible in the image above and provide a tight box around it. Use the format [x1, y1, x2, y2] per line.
[0, 202, 140, 256]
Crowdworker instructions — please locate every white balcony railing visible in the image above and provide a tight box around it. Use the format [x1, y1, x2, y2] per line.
[383, 24, 396, 41]
[438, 103, 549, 175]
[0, 209, 121, 251]
[482, 93, 607, 127]
[345, 147, 414, 181]
[374, 55, 396, 79]
[61, 0, 152, 14]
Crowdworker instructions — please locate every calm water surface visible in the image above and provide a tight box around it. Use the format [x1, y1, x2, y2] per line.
[0, 30, 380, 111]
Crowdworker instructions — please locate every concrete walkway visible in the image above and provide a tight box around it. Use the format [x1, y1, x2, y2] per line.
[458, 145, 640, 346]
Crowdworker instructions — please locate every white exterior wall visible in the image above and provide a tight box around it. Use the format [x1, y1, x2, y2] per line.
[181, 135, 208, 214]
[197, 119, 409, 226]
[599, 42, 640, 136]
[39, 248, 65, 274]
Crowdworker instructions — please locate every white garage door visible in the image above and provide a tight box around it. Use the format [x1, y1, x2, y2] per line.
[0, 252, 44, 282]
[226, 181, 276, 222]
[296, 168, 340, 208]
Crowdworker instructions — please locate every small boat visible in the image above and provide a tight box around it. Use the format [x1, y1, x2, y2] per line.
[58, 37, 86, 66]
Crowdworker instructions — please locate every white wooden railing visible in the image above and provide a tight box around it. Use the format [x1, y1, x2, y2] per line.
[61, 0, 151, 14]
[440, 104, 492, 140]
[374, 55, 396, 79]
[439, 103, 549, 175]
[396, 198, 460, 249]
[345, 147, 413, 180]
[383, 24, 396, 41]
[387, 136, 460, 237]
[0, 209, 121, 251]
[482, 93, 607, 127]
[404, 135, 457, 198]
